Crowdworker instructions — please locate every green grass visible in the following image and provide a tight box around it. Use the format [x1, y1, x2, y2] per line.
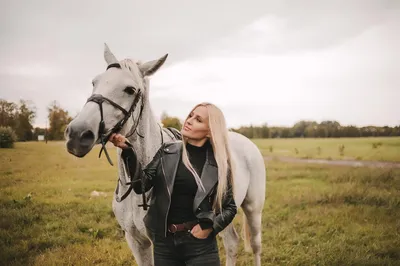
[0, 142, 132, 265]
[1, 141, 400, 265]
[253, 137, 400, 162]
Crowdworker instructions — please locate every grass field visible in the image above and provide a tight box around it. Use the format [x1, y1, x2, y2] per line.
[1, 141, 399, 265]
[253, 137, 400, 162]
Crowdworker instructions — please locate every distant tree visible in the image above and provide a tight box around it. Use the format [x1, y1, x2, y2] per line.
[229, 120, 399, 139]
[260, 123, 270, 138]
[304, 122, 318, 138]
[340, 125, 360, 137]
[392, 126, 400, 136]
[0, 99, 18, 129]
[269, 127, 281, 138]
[14, 100, 36, 141]
[248, 125, 254, 138]
[381, 126, 393, 137]
[281, 127, 291, 138]
[161, 112, 182, 130]
[292, 120, 315, 137]
[0, 99, 36, 141]
[316, 125, 328, 138]
[320, 121, 341, 137]
[47, 101, 72, 140]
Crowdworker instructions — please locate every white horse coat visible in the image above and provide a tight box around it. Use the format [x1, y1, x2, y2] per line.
[65, 44, 266, 266]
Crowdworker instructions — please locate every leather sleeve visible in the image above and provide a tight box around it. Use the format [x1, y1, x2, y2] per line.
[121, 145, 164, 194]
[199, 220, 213, 230]
[212, 175, 237, 235]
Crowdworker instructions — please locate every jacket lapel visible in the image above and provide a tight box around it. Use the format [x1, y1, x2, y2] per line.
[161, 142, 182, 195]
[193, 147, 218, 212]
[161, 141, 218, 211]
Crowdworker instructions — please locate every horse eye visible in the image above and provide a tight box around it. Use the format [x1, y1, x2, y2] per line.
[124, 86, 136, 95]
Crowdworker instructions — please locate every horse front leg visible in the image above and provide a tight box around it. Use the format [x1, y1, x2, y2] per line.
[124, 229, 154, 266]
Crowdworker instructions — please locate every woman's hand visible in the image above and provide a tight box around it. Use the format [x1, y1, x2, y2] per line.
[190, 224, 213, 239]
[109, 133, 129, 149]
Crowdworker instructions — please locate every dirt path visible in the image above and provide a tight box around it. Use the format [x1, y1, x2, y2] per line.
[264, 156, 400, 168]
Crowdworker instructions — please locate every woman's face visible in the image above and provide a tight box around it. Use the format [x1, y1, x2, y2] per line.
[181, 106, 210, 140]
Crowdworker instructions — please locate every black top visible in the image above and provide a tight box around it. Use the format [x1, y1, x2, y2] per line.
[167, 140, 213, 229]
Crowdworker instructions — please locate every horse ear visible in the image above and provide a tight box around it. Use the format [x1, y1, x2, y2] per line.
[104, 43, 119, 65]
[139, 54, 168, 77]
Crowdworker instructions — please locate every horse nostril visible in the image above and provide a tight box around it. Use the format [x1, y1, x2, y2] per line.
[80, 130, 95, 146]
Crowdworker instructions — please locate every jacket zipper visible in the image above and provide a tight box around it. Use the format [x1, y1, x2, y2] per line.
[161, 157, 171, 237]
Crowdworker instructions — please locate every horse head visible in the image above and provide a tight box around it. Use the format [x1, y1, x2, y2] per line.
[65, 43, 168, 158]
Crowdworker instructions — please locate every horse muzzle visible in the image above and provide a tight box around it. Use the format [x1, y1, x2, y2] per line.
[65, 124, 96, 157]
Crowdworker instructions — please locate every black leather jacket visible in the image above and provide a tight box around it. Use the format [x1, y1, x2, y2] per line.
[121, 141, 237, 237]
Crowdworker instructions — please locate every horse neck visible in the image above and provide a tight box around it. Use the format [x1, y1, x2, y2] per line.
[126, 98, 162, 164]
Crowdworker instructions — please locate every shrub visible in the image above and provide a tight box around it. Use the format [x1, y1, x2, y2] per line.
[372, 142, 382, 149]
[0, 126, 17, 148]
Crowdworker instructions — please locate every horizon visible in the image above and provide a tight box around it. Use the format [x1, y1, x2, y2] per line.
[26, 106, 398, 130]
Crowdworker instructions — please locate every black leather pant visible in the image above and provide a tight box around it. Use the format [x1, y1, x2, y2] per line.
[149, 230, 220, 266]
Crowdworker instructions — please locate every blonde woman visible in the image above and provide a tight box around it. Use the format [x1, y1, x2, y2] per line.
[109, 102, 237, 266]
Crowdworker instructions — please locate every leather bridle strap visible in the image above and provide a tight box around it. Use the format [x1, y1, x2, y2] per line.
[85, 63, 143, 166]
[86, 94, 126, 165]
[107, 63, 121, 70]
[86, 62, 159, 208]
[87, 94, 129, 116]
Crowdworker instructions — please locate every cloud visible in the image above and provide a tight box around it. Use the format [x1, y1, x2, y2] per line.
[0, 64, 64, 78]
[1, 0, 398, 129]
[149, 12, 399, 127]
[203, 3, 394, 57]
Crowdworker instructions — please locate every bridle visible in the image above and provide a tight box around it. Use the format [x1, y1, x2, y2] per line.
[85, 62, 167, 209]
[86, 63, 144, 166]
[86, 62, 149, 208]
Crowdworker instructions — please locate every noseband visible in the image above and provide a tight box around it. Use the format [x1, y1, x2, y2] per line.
[86, 63, 144, 166]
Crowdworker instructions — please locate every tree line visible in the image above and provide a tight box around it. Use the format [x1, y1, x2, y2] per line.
[230, 120, 400, 138]
[0, 99, 72, 141]
[1, 98, 399, 142]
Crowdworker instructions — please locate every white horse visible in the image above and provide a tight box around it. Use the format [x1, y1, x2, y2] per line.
[64, 44, 266, 266]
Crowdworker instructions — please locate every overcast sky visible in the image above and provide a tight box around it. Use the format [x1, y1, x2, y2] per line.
[1, 0, 399, 128]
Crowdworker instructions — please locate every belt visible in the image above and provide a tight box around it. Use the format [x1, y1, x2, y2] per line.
[167, 221, 197, 233]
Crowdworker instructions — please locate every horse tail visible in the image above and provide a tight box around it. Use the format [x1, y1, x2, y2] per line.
[242, 213, 252, 253]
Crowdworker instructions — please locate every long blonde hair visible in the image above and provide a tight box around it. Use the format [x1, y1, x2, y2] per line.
[181, 102, 235, 212]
